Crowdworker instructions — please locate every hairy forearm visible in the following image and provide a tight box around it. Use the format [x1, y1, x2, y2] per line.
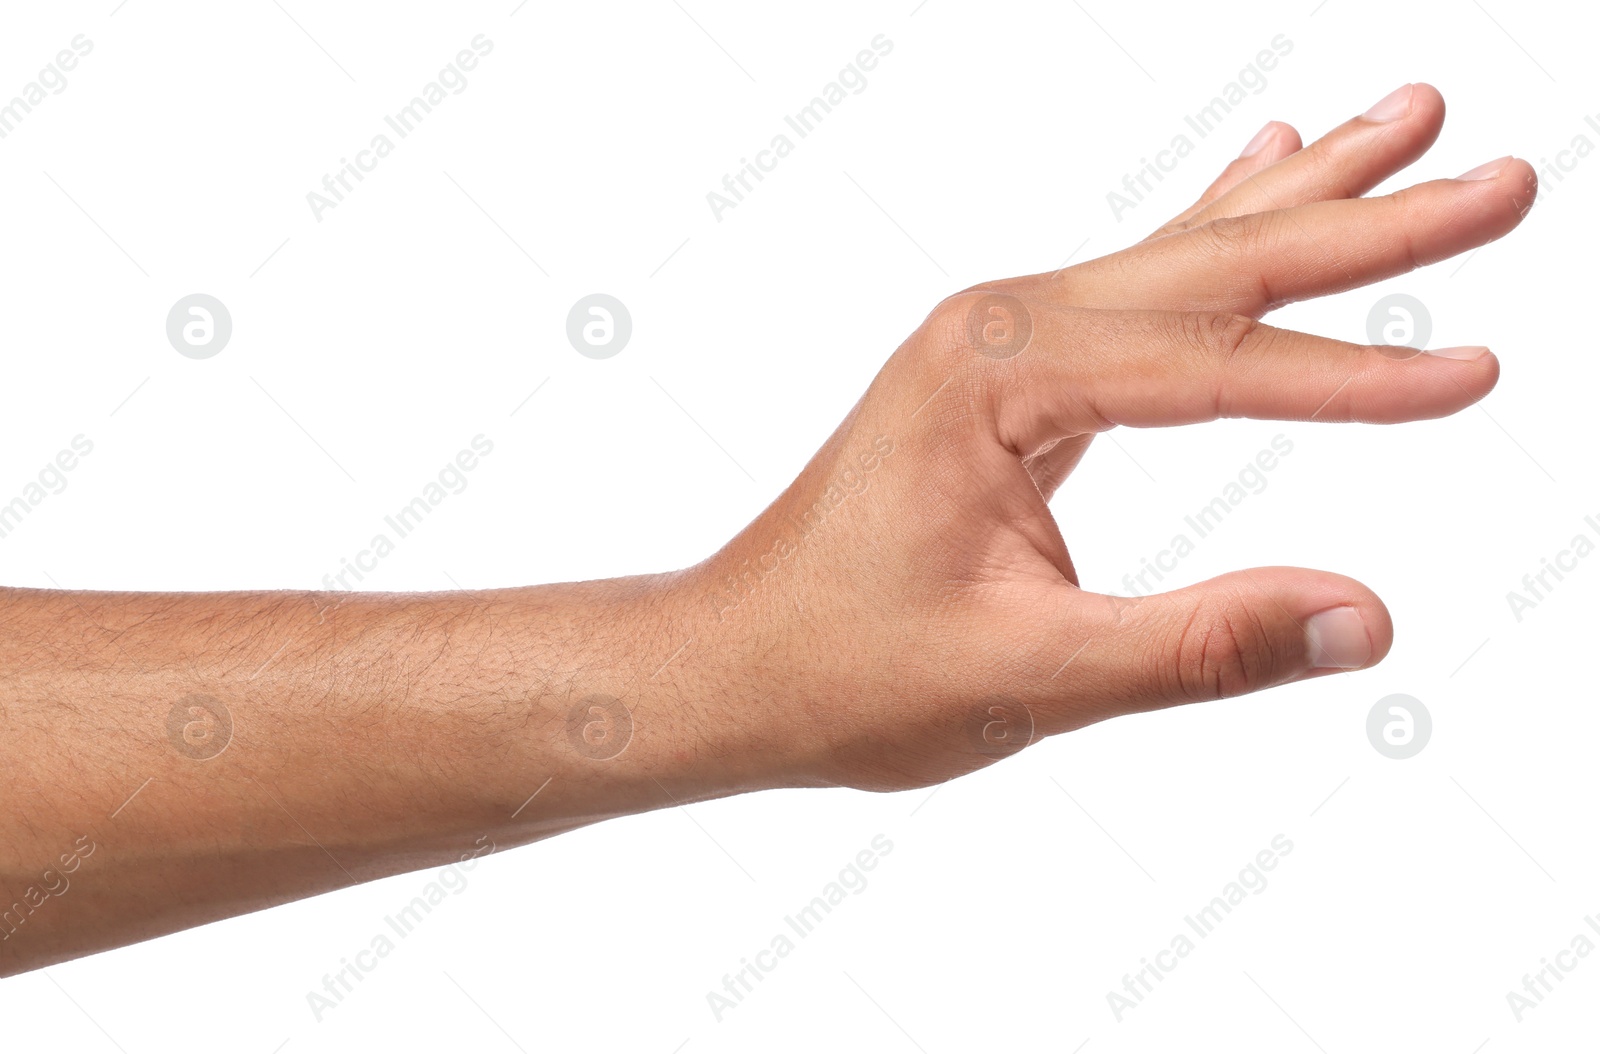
[0, 574, 785, 976]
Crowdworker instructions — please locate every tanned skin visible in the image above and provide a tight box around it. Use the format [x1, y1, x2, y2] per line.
[0, 83, 1536, 976]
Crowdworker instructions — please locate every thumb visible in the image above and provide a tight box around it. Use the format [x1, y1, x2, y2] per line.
[1070, 567, 1393, 715]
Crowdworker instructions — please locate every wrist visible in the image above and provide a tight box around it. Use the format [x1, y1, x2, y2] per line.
[498, 570, 811, 837]
[621, 568, 825, 798]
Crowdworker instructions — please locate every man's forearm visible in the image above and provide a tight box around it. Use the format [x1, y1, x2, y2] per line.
[0, 575, 784, 976]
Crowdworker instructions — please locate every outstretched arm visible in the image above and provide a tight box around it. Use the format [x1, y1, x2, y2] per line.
[0, 83, 1536, 977]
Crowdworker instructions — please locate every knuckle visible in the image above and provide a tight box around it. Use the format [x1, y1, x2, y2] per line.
[1382, 187, 1424, 271]
[922, 290, 990, 347]
[1385, 182, 1417, 216]
[1298, 142, 1359, 201]
[1170, 601, 1276, 702]
[908, 291, 990, 376]
[1195, 212, 1266, 257]
[917, 288, 1035, 366]
[1202, 312, 1264, 363]
[1178, 312, 1263, 397]
[886, 292, 996, 434]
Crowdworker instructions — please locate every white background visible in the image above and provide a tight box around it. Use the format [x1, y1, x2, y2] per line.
[0, 0, 1594, 1050]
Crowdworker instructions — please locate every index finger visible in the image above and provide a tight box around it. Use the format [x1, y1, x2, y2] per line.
[1062, 158, 1537, 316]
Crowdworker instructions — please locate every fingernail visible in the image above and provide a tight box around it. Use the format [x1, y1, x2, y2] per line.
[1362, 84, 1414, 122]
[1239, 122, 1277, 158]
[1423, 345, 1489, 361]
[1457, 156, 1512, 181]
[1305, 607, 1371, 670]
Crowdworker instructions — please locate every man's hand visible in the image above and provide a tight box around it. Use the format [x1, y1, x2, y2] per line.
[689, 82, 1534, 791]
[0, 83, 1534, 976]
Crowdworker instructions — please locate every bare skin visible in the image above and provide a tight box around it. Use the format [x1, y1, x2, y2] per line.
[0, 83, 1536, 977]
